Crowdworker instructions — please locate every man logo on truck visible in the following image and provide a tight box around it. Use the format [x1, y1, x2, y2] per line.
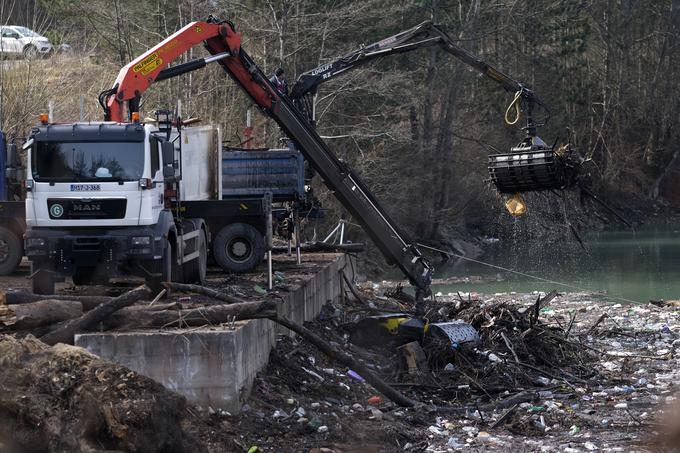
[50, 204, 64, 218]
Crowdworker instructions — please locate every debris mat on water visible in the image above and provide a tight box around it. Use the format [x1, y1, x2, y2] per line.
[419, 291, 598, 395]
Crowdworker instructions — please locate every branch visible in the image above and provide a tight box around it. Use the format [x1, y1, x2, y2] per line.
[39, 285, 150, 346]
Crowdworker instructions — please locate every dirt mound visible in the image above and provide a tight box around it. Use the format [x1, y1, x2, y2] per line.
[0, 335, 206, 453]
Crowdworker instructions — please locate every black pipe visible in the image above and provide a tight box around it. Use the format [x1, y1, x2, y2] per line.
[156, 58, 208, 82]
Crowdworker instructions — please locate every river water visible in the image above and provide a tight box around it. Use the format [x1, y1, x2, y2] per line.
[432, 228, 680, 303]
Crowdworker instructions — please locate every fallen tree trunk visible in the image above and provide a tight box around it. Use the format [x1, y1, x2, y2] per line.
[40, 285, 150, 346]
[123, 302, 181, 312]
[0, 299, 83, 329]
[1, 291, 112, 311]
[103, 299, 277, 330]
[272, 242, 365, 253]
[163, 282, 247, 305]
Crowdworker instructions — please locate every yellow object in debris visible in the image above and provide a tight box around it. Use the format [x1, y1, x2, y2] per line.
[379, 317, 409, 334]
[505, 193, 527, 216]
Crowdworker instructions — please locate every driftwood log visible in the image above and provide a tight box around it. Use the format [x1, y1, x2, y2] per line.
[272, 242, 365, 253]
[0, 291, 112, 311]
[163, 282, 247, 304]
[103, 299, 277, 330]
[0, 299, 83, 329]
[342, 272, 368, 305]
[40, 285, 150, 346]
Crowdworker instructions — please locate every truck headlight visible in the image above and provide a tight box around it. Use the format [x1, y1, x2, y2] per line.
[131, 236, 151, 246]
[26, 238, 46, 248]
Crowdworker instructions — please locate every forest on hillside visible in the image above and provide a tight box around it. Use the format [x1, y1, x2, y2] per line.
[1, 0, 679, 251]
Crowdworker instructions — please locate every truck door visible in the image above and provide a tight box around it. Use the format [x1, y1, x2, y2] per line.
[147, 136, 164, 223]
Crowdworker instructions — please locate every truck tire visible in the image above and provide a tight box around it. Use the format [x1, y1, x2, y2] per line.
[147, 242, 171, 295]
[183, 229, 207, 284]
[0, 226, 22, 276]
[31, 262, 55, 295]
[213, 223, 265, 273]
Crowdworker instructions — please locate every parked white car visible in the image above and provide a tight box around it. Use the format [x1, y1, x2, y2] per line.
[0, 26, 52, 58]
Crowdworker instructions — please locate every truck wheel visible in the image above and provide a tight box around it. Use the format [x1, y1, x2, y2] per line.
[147, 242, 172, 295]
[0, 226, 22, 276]
[183, 230, 207, 284]
[31, 262, 55, 295]
[213, 223, 265, 273]
[72, 268, 95, 286]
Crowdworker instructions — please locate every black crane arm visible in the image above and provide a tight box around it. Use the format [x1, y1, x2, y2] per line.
[290, 20, 545, 129]
[101, 18, 434, 296]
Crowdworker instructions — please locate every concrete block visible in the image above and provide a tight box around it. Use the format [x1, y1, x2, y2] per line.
[75, 253, 347, 411]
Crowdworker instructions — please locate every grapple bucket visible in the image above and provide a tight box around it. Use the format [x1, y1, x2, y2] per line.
[488, 138, 579, 194]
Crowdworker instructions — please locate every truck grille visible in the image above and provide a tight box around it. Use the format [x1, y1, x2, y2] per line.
[47, 199, 127, 220]
[72, 237, 101, 251]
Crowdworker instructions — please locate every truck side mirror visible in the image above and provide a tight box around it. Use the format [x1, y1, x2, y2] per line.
[161, 141, 176, 180]
[4, 144, 18, 182]
[6, 143, 18, 167]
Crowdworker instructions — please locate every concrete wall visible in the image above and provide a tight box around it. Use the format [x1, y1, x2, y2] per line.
[75, 253, 347, 411]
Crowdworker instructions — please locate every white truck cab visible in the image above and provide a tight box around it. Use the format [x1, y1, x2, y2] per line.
[24, 119, 216, 294]
[26, 122, 165, 229]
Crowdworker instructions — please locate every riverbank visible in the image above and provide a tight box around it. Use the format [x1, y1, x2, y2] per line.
[1, 266, 677, 451]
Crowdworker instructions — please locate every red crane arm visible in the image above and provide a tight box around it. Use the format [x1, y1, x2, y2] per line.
[104, 20, 276, 122]
[101, 17, 434, 297]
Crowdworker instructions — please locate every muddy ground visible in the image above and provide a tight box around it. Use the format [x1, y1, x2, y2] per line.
[0, 259, 679, 452]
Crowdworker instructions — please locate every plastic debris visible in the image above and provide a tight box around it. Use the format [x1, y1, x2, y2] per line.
[369, 407, 383, 420]
[367, 396, 382, 405]
[428, 426, 445, 436]
[307, 418, 323, 431]
[347, 370, 364, 382]
[447, 437, 464, 448]
[272, 410, 288, 419]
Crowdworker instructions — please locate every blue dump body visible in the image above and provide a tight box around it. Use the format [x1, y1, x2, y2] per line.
[222, 148, 305, 201]
[0, 132, 6, 201]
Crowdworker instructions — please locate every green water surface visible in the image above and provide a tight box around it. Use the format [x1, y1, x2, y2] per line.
[432, 228, 680, 303]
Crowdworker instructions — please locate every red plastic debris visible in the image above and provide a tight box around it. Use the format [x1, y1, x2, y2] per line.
[367, 396, 382, 405]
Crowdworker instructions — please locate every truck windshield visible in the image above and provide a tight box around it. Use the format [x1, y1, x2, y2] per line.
[32, 141, 144, 182]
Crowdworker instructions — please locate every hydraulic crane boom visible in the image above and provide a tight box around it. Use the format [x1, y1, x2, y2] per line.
[101, 17, 434, 295]
[290, 20, 548, 136]
[288, 20, 582, 198]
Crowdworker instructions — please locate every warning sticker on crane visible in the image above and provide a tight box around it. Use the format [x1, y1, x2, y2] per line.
[133, 53, 163, 76]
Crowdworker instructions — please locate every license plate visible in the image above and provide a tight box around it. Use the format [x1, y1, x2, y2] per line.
[70, 184, 101, 192]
